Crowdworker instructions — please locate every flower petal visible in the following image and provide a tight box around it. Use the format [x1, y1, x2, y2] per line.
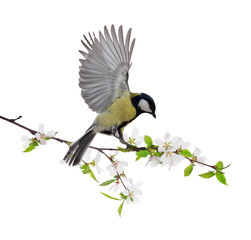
[133, 196, 140, 203]
[119, 161, 128, 167]
[135, 136, 144, 145]
[163, 132, 171, 142]
[123, 189, 129, 196]
[181, 141, 191, 149]
[40, 139, 47, 145]
[94, 152, 101, 163]
[45, 131, 56, 138]
[38, 123, 44, 134]
[170, 136, 180, 146]
[106, 165, 113, 171]
[23, 140, 31, 149]
[123, 133, 129, 141]
[112, 182, 119, 192]
[96, 166, 103, 174]
[154, 138, 164, 146]
[158, 146, 166, 153]
[197, 156, 207, 167]
[116, 165, 124, 174]
[134, 181, 143, 189]
[176, 138, 184, 147]
[194, 147, 201, 156]
[160, 154, 169, 165]
[35, 133, 41, 140]
[131, 128, 139, 138]
[21, 135, 30, 141]
[106, 165, 116, 176]
[83, 149, 92, 161]
[166, 145, 177, 152]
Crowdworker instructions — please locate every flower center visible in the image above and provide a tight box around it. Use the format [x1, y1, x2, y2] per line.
[167, 151, 172, 157]
[113, 162, 119, 168]
[164, 142, 170, 149]
[129, 137, 135, 145]
[41, 134, 46, 140]
[128, 191, 134, 197]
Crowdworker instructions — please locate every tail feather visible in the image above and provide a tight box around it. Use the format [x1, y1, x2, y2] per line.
[64, 127, 96, 166]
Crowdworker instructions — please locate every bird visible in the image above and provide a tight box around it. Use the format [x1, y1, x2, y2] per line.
[64, 25, 156, 166]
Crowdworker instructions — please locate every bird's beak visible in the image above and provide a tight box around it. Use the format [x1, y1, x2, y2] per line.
[152, 112, 156, 118]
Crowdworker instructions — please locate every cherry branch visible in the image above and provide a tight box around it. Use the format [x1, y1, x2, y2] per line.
[0, 115, 70, 145]
[90, 146, 128, 190]
[0, 114, 216, 170]
[0, 115, 129, 190]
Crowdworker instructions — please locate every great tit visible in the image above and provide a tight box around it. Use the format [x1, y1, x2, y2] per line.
[64, 25, 156, 166]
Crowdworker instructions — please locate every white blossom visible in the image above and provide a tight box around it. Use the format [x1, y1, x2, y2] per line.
[21, 135, 32, 149]
[123, 128, 144, 146]
[155, 133, 191, 152]
[146, 155, 161, 167]
[155, 132, 180, 153]
[123, 180, 143, 204]
[110, 180, 120, 192]
[197, 156, 207, 167]
[155, 132, 186, 169]
[193, 147, 207, 167]
[160, 153, 184, 169]
[110, 150, 119, 160]
[93, 153, 103, 174]
[194, 147, 201, 156]
[106, 160, 128, 176]
[35, 123, 56, 145]
[83, 149, 103, 173]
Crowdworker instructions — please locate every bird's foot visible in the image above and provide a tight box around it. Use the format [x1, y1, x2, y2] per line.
[119, 135, 145, 151]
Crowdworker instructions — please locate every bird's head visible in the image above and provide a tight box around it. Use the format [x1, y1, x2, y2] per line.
[134, 93, 156, 118]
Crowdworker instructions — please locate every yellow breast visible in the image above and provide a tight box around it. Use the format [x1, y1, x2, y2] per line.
[96, 93, 136, 130]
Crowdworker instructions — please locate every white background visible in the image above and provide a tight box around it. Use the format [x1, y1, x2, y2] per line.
[0, 0, 250, 239]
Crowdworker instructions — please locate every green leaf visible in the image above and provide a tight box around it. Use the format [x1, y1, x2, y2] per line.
[216, 161, 223, 171]
[144, 135, 153, 146]
[153, 151, 162, 157]
[80, 164, 86, 169]
[216, 172, 228, 185]
[81, 165, 91, 174]
[119, 193, 127, 200]
[199, 171, 216, 179]
[135, 156, 141, 161]
[117, 147, 129, 152]
[29, 142, 38, 147]
[118, 200, 125, 217]
[136, 150, 150, 157]
[89, 170, 99, 182]
[180, 149, 192, 158]
[222, 163, 232, 170]
[100, 192, 121, 201]
[184, 164, 193, 176]
[23, 146, 36, 152]
[99, 179, 116, 186]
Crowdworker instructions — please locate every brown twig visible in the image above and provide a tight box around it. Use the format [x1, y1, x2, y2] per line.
[184, 156, 216, 169]
[89, 146, 129, 190]
[0, 115, 70, 145]
[0, 114, 216, 171]
[1, 115, 37, 135]
[0, 115, 130, 189]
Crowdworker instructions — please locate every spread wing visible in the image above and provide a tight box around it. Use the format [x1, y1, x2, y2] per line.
[78, 25, 136, 113]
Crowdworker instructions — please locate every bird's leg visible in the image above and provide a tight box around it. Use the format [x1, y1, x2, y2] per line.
[117, 131, 144, 151]
[112, 127, 144, 151]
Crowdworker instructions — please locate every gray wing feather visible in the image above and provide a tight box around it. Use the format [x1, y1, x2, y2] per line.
[79, 25, 135, 113]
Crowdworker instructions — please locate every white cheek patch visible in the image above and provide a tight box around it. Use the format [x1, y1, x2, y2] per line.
[139, 99, 151, 113]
